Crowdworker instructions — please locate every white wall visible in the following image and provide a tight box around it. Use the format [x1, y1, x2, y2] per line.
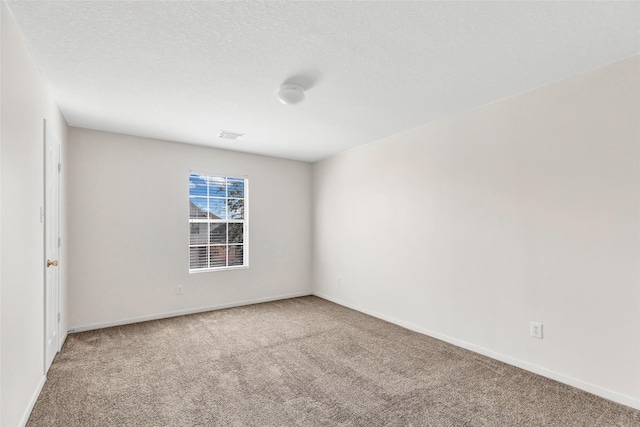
[313, 55, 640, 408]
[67, 128, 312, 330]
[0, 2, 69, 426]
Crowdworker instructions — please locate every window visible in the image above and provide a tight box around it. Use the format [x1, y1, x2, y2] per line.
[189, 173, 248, 271]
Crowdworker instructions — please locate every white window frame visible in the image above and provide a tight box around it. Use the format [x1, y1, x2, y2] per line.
[188, 172, 249, 273]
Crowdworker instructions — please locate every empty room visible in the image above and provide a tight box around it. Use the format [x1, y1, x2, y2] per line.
[2, 1, 640, 426]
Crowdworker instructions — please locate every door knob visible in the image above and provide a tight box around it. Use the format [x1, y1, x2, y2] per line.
[47, 259, 58, 267]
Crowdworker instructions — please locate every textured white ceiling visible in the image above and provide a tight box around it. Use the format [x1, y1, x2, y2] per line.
[6, 1, 640, 162]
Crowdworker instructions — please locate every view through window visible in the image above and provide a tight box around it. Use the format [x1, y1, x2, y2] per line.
[189, 173, 248, 271]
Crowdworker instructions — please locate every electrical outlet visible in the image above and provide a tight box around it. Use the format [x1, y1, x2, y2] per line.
[176, 285, 184, 295]
[530, 321, 543, 339]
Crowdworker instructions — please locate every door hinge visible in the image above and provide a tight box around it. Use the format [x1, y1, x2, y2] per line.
[58, 237, 61, 247]
[58, 162, 61, 172]
[58, 313, 61, 323]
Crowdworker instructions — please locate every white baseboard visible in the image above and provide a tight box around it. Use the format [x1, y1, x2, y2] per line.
[68, 291, 313, 333]
[313, 292, 640, 411]
[19, 375, 46, 427]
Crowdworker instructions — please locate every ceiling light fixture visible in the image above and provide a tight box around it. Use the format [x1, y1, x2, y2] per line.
[277, 83, 305, 105]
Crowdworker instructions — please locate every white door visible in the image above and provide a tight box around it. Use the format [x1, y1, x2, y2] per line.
[44, 119, 61, 372]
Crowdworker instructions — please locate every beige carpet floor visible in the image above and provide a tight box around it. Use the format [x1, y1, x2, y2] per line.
[27, 296, 640, 426]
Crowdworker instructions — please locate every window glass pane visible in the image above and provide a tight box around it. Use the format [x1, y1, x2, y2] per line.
[208, 176, 226, 197]
[209, 246, 226, 267]
[190, 247, 208, 269]
[189, 174, 208, 197]
[189, 198, 208, 218]
[228, 223, 243, 243]
[190, 223, 208, 245]
[189, 173, 247, 271]
[228, 199, 244, 219]
[228, 178, 244, 198]
[208, 198, 226, 219]
[209, 223, 227, 244]
[228, 245, 244, 266]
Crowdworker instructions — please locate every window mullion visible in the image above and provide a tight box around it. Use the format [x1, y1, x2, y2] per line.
[225, 177, 229, 267]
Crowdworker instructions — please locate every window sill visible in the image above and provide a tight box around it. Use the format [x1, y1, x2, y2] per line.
[189, 265, 249, 274]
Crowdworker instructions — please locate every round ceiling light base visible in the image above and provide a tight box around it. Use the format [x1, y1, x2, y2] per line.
[277, 84, 305, 105]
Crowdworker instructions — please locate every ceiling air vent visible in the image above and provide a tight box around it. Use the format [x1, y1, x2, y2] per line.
[218, 131, 245, 141]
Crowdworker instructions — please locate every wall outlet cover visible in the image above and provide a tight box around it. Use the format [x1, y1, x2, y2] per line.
[530, 321, 543, 339]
